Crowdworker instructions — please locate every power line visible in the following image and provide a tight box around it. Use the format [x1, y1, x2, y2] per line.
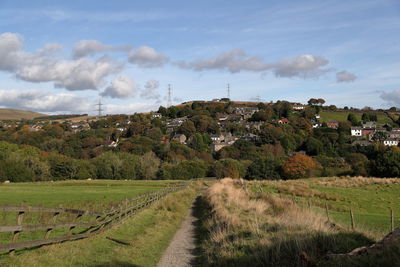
[167, 84, 172, 108]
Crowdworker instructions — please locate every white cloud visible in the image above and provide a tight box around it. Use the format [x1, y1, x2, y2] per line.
[128, 46, 169, 68]
[336, 70, 357, 83]
[0, 32, 23, 71]
[36, 43, 64, 56]
[72, 40, 131, 59]
[0, 89, 90, 113]
[105, 102, 159, 114]
[380, 89, 400, 107]
[101, 75, 137, 99]
[0, 32, 123, 91]
[272, 55, 331, 78]
[141, 80, 160, 100]
[176, 49, 331, 78]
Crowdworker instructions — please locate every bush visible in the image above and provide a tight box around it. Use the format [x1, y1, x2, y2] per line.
[212, 158, 247, 179]
[159, 159, 207, 179]
[245, 157, 281, 180]
[282, 154, 321, 179]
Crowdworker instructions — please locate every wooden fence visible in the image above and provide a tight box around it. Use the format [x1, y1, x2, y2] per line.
[0, 184, 187, 254]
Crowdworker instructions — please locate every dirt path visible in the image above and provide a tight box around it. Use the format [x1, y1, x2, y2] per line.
[157, 200, 198, 267]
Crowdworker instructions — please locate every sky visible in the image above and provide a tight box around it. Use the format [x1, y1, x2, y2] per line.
[0, 0, 399, 115]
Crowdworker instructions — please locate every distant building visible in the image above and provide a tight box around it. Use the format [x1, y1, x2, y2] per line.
[351, 127, 362, 136]
[383, 139, 399, 146]
[327, 121, 339, 129]
[278, 118, 289, 124]
[151, 113, 162, 119]
[172, 134, 187, 144]
[292, 104, 305, 110]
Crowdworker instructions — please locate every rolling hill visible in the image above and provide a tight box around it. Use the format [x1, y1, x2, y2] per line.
[0, 108, 47, 120]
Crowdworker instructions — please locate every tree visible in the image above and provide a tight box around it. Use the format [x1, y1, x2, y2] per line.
[308, 98, 318, 106]
[317, 98, 326, 106]
[212, 158, 246, 179]
[305, 137, 324, 156]
[245, 157, 281, 180]
[139, 151, 160, 179]
[372, 149, 400, 177]
[178, 120, 196, 137]
[282, 154, 320, 179]
[347, 113, 360, 126]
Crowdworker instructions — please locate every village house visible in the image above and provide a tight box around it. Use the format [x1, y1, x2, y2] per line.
[278, 118, 289, 124]
[327, 121, 339, 129]
[151, 113, 162, 119]
[351, 127, 363, 136]
[292, 104, 305, 110]
[388, 129, 400, 139]
[172, 134, 187, 144]
[29, 125, 42, 132]
[210, 134, 225, 142]
[383, 139, 399, 146]
[211, 142, 229, 152]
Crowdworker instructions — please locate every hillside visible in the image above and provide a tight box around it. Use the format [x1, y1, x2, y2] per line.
[0, 108, 47, 120]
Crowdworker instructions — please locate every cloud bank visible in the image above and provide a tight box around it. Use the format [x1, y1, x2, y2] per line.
[0, 89, 90, 112]
[336, 70, 357, 82]
[175, 49, 333, 78]
[380, 89, 400, 107]
[72, 40, 131, 59]
[0, 32, 123, 91]
[128, 46, 169, 68]
[101, 75, 137, 98]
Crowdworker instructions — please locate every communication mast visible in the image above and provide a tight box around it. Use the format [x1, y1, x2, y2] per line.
[227, 83, 231, 99]
[95, 98, 104, 117]
[167, 84, 172, 107]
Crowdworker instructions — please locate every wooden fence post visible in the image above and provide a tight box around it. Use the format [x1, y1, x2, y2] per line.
[390, 208, 394, 232]
[350, 208, 355, 230]
[325, 202, 330, 222]
[45, 212, 60, 239]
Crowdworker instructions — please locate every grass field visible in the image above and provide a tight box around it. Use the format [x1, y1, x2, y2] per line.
[0, 180, 182, 211]
[258, 177, 400, 238]
[319, 111, 393, 124]
[0, 108, 47, 120]
[0, 184, 200, 267]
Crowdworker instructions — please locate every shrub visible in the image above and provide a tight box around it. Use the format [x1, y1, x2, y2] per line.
[282, 154, 320, 179]
[245, 157, 281, 180]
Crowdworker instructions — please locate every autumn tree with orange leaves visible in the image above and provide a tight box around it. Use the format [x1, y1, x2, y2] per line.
[282, 154, 320, 179]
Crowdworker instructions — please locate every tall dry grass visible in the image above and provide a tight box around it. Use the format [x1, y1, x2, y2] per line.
[198, 178, 373, 267]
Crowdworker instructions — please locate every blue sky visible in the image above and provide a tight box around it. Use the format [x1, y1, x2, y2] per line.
[0, 0, 399, 114]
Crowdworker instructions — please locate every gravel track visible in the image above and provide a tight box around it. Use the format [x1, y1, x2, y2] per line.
[157, 201, 198, 267]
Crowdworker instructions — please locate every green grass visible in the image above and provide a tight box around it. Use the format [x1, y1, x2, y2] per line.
[0, 180, 183, 211]
[0, 186, 199, 267]
[260, 178, 400, 238]
[319, 111, 392, 124]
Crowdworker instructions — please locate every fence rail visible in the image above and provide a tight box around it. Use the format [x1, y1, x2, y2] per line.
[0, 183, 187, 253]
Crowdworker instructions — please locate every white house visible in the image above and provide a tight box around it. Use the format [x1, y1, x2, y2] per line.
[383, 139, 399, 146]
[351, 127, 363, 137]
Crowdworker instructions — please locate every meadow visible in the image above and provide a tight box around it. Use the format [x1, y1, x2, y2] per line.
[319, 110, 392, 124]
[0, 179, 182, 211]
[257, 177, 400, 238]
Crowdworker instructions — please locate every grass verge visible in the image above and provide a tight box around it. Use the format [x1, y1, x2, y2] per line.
[0, 183, 200, 267]
[196, 178, 400, 267]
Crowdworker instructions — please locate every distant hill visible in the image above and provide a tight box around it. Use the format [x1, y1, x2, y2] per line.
[0, 108, 47, 120]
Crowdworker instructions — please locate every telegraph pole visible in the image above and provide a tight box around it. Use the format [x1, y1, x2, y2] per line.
[167, 84, 172, 108]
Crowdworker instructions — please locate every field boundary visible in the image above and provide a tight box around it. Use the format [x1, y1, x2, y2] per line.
[0, 183, 187, 254]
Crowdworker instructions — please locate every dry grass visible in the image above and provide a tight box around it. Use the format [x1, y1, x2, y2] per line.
[198, 178, 373, 267]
